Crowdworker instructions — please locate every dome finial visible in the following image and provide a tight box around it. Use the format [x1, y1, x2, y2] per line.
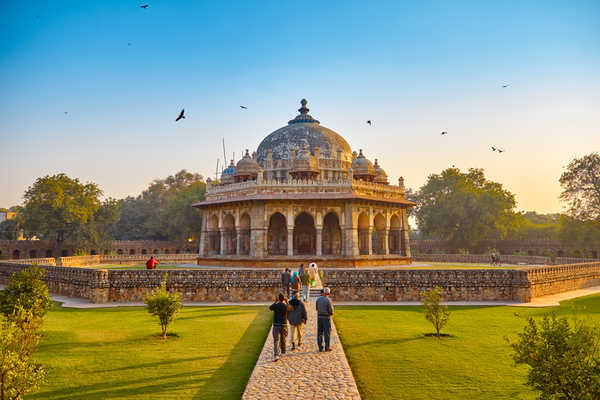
[298, 98, 309, 115]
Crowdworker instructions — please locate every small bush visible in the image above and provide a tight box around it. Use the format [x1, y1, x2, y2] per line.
[420, 286, 451, 339]
[510, 314, 600, 400]
[143, 274, 182, 339]
[0, 306, 46, 400]
[0, 266, 52, 320]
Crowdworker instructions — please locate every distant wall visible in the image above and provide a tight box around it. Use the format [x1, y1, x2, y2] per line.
[525, 262, 600, 298]
[413, 253, 600, 265]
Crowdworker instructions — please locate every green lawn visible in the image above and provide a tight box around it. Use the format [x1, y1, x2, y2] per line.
[335, 294, 600, 400]
[29, 306, 271, 400]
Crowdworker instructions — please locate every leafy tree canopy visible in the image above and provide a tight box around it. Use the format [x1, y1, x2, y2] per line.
[414, 168, 518, 249]
[560, 152, 600, 220]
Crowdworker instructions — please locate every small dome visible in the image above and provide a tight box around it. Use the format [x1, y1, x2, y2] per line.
[292, 143, 319, 173]
[373, 159, 388, 184]
[221, 160, 236, 184]
[235, 149, 259, 177]
[351, 149, 375, 177]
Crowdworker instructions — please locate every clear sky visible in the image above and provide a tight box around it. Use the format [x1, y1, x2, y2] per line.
[1, 1, 599, 213]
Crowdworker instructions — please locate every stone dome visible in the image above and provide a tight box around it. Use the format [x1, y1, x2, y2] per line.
[373, 159, 388, 184]
[221, 160, 236, 184]
[256, 99, 353, 163]
[351, 149, 375, 177]
[235, 149, 259, 177]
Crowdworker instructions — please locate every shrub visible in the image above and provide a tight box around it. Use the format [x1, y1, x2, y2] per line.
[419, 286, 451, 338]
[0, 266, 52, 320]
[510, 314, 600, 400]
[0, 306, 46, 400]
[143, 274, 182, 339]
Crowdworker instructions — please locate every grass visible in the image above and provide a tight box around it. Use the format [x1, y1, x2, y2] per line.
[29, 305, 271, 400]
[334, 294, 600, 400]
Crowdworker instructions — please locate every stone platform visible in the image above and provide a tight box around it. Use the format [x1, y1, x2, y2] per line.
[196, 255, 411, 268]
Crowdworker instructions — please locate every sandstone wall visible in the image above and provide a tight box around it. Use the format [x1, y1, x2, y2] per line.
[413, 253, 599, 265]
[525, 262, 600, 298]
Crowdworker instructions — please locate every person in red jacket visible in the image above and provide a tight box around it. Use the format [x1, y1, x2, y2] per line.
[146, 256, 159, 269]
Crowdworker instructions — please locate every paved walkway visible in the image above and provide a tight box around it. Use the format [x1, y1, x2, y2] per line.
[242, 295, 361, 400]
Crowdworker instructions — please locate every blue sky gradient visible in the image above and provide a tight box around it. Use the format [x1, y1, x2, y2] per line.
[1, 1, 599, 212]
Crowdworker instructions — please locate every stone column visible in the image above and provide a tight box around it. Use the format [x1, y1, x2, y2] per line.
[343, 203, 359, 257]
[367, 224, 373, 256]
[401, 208, 411, 257]
[236, 230, 242, 256]
[250, 202, 265, 257]
[316, 227, 323, 256]
[382, 230, 389, 255]
[287, 228, 294, 256]
[219, 228, 226, 255]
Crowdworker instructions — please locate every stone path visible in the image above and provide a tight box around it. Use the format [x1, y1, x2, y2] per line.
[242, 293, 361, 400]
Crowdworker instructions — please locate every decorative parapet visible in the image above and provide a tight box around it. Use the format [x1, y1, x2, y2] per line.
[204, 178, 407, 202]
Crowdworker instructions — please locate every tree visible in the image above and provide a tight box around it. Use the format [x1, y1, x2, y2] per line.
[112, 170, 205, 241]
[511, 314, 600, 400]
[0, 266, 52, 320]
[0, 307, 46, 400]
[20, 174, 102, 259]
[419, 286, 451, 338]
[560, 153, 600, 220]
[144, 274, 182, 339]
[0, 220, 18, 241]
[414, 168, 518, 250]
[558, 216, 600, 258]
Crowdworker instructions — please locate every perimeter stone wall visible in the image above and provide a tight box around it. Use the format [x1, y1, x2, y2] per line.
[1, 261, 599, 304]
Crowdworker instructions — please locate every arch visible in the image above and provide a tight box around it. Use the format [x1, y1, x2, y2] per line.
[372, 213, 386, 255]
[29, 249, 37, 258]
[208, 214, 221, 255]
[222, 214, 236, 255]
[117, 249, 123, 255]
[61, 250, 68, 257]
[389, 214, 401, 254]
[90, 249, 97, 255]
[103, 249, 109, 255]
[129, 249, 135, 255]
[294, 212, 316, 255]
[142, 249, 147, 255]
[239, 212, 251, 255]
[164, 249, 170, 254]
[176, 249, 181, 254]
[185, 248, 191, 253]
[358, 212, 370, 255]
[153, 249, 159, 254]
[267, 212, 287, 255]
[322, 212, 341, 255]
[12, 249, 20, 259]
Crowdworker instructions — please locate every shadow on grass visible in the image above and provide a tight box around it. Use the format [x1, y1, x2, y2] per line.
[192, 309, 272, 400]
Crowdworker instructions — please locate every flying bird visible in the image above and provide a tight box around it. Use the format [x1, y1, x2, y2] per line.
[441, 131, 448, 135]
[502, 84, 510, 88]
[127, 42, 132, 46]
[491, 146, 497, 151]
[366, 120, 372, 126]
[497, 148, 505, 153]
[140, 4, 149, 9]
[64, 111, 68, 115]
[175, 109, 185, 122]
[240, 105, 247, 109]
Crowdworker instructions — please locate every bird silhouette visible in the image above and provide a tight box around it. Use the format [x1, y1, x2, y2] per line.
[502, 84, 510, 88]
[140, 4, 149, 9]
[367, 120, 372, 126]
[175, 109, 185, 122]
[64, 111, 68, 115]
[441, 131, 448, 135]
[127, 42, 132, 46]
[491, 146, 497, 151]
[240, 106, 248, 109]
[497, 148, 505, 153]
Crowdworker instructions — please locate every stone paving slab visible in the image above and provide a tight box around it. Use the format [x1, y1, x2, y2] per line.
[242, 298, 361, 400]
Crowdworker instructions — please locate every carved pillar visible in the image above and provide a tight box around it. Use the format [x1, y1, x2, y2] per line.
[250, 202, 265, 257]
[343, 203, 359, 257]
[287, 228, 294, 256]
[316, 227, 323, 256]
[219, 228, 226, 255]
[236, 230, 242, 256]
[401, 208, 411, 257]
[199, 213, 208, 256]
[367, 224, 373, 256]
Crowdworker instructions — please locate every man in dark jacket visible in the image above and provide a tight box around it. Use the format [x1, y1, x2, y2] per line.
[281, 268, 292, 297]
[287, 293, 307, 350]
[269, 293, 292, 361]
[315, 287, 334, 352]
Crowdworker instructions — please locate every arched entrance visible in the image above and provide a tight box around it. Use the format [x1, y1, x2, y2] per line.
[222, 214, 236, 255]
[29, 250, 37, 258]
[268, 213, 287, 255]
[208, 214, 220, 255]
[389, 214, 401, 254]
[294, 212, 316, 255]
[358, 213, 370, 255]
[12, 249, 20, 259]
[373, 213, 386, 254]
[322, 212, 341, 255]
[239, 213, 251, 255]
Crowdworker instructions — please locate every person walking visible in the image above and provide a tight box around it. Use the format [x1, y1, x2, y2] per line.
[146, 256, 159, 270]
[298, 263, 305, 280]
[287, 293, 307, 350]
[281, 268, 292, 298]
[269, 293, 292, 362]
[291, 271, 301, 294]
[316, 287, 334, 352]
[308, 262, 317, 287]
[301, 269, 311, 302]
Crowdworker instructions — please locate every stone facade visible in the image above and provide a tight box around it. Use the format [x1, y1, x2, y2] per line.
[195, 100, 415, 267]
[2, 260, 599, 304]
